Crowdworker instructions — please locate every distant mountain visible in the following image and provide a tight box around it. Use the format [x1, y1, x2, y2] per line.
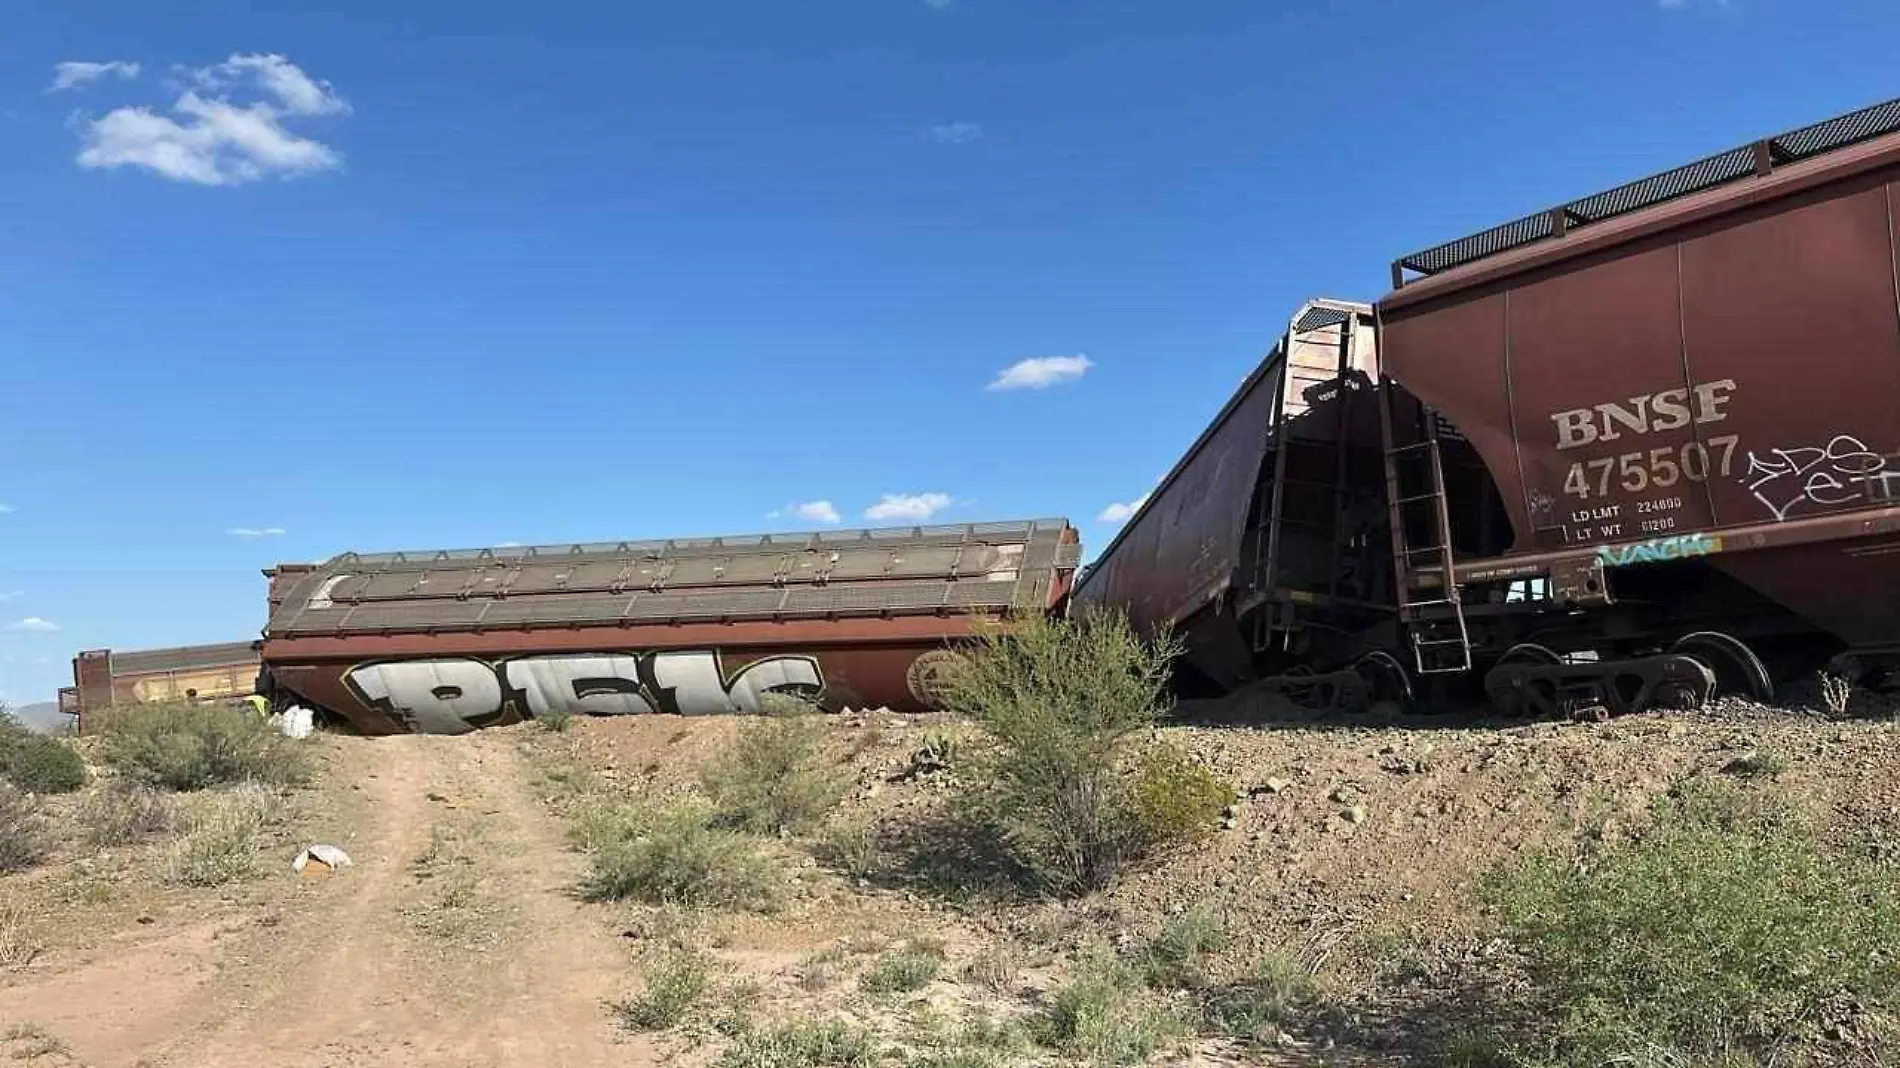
[5, 701, 75, 736]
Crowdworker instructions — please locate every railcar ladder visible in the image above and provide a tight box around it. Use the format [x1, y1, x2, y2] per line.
[1378, 390, 1471, 675]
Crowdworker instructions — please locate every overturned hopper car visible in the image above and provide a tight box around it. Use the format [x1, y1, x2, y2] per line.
[259, 518, 1081, 734]
[1079, 95, 1900, 716]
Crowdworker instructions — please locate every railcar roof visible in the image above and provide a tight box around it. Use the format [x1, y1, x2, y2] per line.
[1391, 96, 1900, 287]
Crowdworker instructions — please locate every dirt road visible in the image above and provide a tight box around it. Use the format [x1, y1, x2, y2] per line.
[0, 733, 653, 1068]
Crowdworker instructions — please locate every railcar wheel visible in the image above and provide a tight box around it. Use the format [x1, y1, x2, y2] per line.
[1353, 651, 1413, 708]
[1669, 632, 1774, 704]
[1484, 643, 1564, 718]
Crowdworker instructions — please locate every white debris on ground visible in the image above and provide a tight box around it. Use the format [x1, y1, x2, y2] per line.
[292, 844, 353, 876]
[277, 706, 315, 739]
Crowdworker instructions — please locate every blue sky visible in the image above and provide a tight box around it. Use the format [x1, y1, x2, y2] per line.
[3, 0, 1897, 704]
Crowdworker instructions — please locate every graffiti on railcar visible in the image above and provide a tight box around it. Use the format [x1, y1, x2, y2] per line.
[1741, 434, 1900, 522]
[343, 651, 824, 734]
[1594, 532, 1721, 569]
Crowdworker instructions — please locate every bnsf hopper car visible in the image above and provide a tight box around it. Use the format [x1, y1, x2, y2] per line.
[259, 519, 1080, 734]
[1078, 95, 1900, 716]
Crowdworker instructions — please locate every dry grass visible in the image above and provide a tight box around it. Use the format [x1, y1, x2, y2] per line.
[166, 783, 286, 887]
[0, 901, 43, 971]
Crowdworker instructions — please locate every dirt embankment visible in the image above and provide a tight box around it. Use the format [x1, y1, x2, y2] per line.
[2, 705, 1895, 1066]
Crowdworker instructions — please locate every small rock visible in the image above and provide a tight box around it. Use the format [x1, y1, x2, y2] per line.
[1261, 777, 1292, 795]
[136, 915, 155, 925]
[1221, 817, 1238, 831]
[1222, 804, 1240, 819]
[1329, 786, 1356, 804]
[426, 791, 448, 803]
[1343, 805, 1367, 826]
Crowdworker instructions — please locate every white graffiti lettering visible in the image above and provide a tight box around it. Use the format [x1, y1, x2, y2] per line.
[348, 658, 505, 736]
[346, 651, 825, 733]
[504, 655, 655, 718]
[1594, 532, 1721, 569]
[1742, 434, 1900, 522]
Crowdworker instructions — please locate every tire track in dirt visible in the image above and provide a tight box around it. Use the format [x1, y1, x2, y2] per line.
[134, 734, 650, 1068]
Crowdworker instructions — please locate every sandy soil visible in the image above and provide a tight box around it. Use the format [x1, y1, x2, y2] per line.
[2, 701, 1894, 1067]
[0, 732, 654, 1068]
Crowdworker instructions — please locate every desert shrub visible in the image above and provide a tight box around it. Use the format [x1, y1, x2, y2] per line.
[1481, 780, 1900, 1063]
[1028, 950, 1185, 1066]
[0, 729, 86, 795]
[961, 947, 1019, 993]
[813, 819, 880, 881]
[77, 778, 178, 846]
[577, 801, 779, 910]
[1130, 744, 1228, 848]
[1197, 952, 1320, 1041]
[712, 1020, 879, 1068]
[536, 706, 574, 733]
[97, 701, 307, 791]
[859, 943, 944, 994]
[166, 784, 283, 887]
[0, 900, 42, 970]
[1140, 906, 1228, 991]
[937, 608, 1185, 895]
[614, 947, 709, 1030]
[700, 705, 848, 836]
[0, 784, 51, 873]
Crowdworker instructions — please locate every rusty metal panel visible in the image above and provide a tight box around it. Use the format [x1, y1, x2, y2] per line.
[1504, 245, 1714, 548]
[1377, 294, 1527, 549]
[1682, 180, 1900, 529]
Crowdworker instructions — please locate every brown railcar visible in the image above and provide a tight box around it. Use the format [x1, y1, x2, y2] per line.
[1080, 96, 1900, 716]
[259, 519, 1080, 734]
[62, 641, 264, 730]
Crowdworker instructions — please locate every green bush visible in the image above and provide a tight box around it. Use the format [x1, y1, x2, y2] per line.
[614, 947, 709, 1030]
[700, 706, 848, 836]
[0, 783, 51, 873]
[1027, 950, 1185, 1066]
[97, 701, 307, 791]
[712, 1020, 879, 1068]
[859, 944, 944, 994]
[1481, 781, 1900, 1063]
[536, 706, 574, 733]
[577, 801, 779, 910]
[937, 608, 1185, 895]
[77, 778, 178, 846]
[1197, 952, 1319, 1041]
[1132, 744, 1228, 850]
[1140, 907, 1228, 991]
[0, 732, 87, 794]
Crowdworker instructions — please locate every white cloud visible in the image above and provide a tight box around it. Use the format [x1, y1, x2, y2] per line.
[197, 53, 349, 116]
[786, 500, 843, 525]
[0, 592, 21, 602]
[929, 121, 983, 145]
[864, 493, 952, 522]
[1096, 492, 1151, 525]
[0, 504, 12, 514]
[74, 53, 346, 186]
[49, 60, 141, 92]
[987, 354, 1093, 392]
[7, 618, 59, 634]
[226, 526, 287, 538]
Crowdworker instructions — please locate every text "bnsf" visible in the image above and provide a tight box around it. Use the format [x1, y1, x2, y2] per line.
[1551, 379, 1737, 451]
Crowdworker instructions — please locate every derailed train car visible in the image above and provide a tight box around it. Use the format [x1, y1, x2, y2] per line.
[259, 519, 1080, 734]
[1078, 95, 1900, 716]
